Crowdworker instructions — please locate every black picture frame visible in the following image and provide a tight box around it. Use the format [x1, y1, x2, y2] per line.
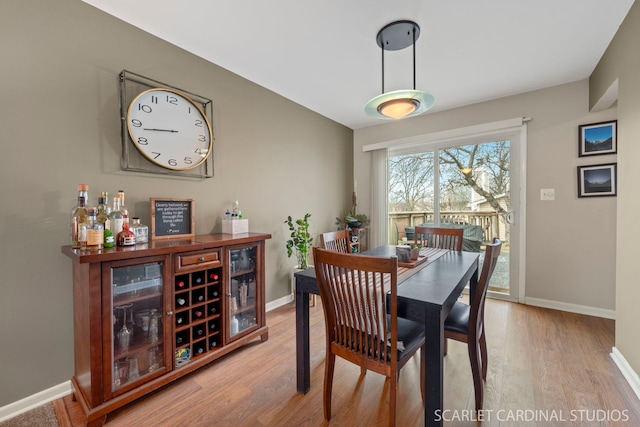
[577, 163, 617, 198]
[150, 198, 195, 240]
[578, 120, 617, 157]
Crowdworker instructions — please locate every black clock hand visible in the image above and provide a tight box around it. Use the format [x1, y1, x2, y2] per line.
[143, 128, 179, 133]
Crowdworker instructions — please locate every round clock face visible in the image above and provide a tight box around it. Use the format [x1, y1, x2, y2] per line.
[126, 88, 213, 170]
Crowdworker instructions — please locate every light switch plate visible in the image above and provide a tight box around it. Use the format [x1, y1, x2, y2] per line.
[540, 188, 555, 201]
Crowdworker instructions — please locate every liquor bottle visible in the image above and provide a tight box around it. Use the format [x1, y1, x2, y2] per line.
[85, 208, 104, 250]
[101, 191, 112, 214]
[118, 190, 129, 227]
[209, 273, 219, 281]
[130, 217, 148, 243]
[176, 280, 186, 289]
[209, 305, 217, 314]
[109, 195, 124, 236]
[176, 297, 186, 306]
[194, 310, 203, 318]
[70, 184, 89, 248]
[210, 341, 217, 348]
[96, 196, 110, 230]
[116, 221, 136, 246]
[230, 316, 239, 335]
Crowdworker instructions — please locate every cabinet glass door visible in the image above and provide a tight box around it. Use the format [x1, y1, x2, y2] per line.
[228, 245, 258, 340]
[104, 256, 169, 397]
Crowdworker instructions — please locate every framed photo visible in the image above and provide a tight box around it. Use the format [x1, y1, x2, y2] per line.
[577, 163, 617, 198]
[578, 120, 617, 157]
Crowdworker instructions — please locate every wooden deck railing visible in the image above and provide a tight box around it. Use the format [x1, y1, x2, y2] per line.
[388, 210, 502, 244]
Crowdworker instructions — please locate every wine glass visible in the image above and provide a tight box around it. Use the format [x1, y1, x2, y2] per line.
[115, 303, 133, 353]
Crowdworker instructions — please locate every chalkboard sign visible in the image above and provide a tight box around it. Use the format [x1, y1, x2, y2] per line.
[150, 198, 195, 240]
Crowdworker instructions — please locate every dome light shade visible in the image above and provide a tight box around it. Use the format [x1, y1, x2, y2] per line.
[365, 89, 435, 120]
[365, 20, 434, 120]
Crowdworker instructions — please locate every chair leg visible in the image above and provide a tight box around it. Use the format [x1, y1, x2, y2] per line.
[468, 340, 483, 412]
[324, 352, 336, 421]
[420, 345, 425, 403]
[389, 370, 397, 427]
[480, 329, 488, 380]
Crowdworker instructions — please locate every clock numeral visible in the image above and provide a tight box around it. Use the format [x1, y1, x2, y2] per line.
[198, 135, 207, 142]
[167, 96, 178, 105]
[131, 119, 142, 127]
[137, 103, 152, 113]
[184, 157, 193, 165]
[168, 159, 178, 167]
[151, 152, 161, 159]
[137, 137, 148, 146]
[151, 95, 159, 104]
[195, 119, 203, 127]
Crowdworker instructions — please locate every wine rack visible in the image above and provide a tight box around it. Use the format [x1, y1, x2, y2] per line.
[173, 264, 223, 367]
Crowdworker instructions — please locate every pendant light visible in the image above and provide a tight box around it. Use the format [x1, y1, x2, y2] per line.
[365, 20, 434, 120]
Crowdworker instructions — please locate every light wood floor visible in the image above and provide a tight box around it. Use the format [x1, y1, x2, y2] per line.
[56, 298, 640, 426]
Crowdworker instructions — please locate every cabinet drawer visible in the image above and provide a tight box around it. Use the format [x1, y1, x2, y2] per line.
[176, 249, 222, 272]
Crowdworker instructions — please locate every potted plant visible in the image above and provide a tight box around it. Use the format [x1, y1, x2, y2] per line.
[335, 192, 369, 230]
[285, 213, 314, 270]
[408, 242, 422, 260]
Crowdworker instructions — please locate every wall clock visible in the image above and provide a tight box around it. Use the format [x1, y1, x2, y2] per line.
[119, 70, 214, 178]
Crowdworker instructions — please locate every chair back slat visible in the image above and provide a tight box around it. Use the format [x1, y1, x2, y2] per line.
[414, 226, 464, 251]
[314, 248, 397, 364]
[321, 230, 353, 253]
[472, 237, 502, 329]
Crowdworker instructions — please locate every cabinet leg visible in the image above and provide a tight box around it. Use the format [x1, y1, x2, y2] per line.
[260, 331, 269, 342]
[87, 415, 106, 427]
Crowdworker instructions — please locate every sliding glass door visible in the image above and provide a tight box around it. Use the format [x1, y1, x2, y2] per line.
[388, 132, 522, 301]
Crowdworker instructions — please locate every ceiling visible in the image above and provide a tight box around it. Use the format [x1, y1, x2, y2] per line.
[82, 0, 634, 130]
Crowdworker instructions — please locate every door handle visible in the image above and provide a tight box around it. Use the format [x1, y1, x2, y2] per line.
[505, 211, 515, 225]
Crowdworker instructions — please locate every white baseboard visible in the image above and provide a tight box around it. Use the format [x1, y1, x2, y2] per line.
[265, 293, 293, 312]
[0, 381, 72, 422]
[611, 347, 640, 401]
[525, 297, 615, 319]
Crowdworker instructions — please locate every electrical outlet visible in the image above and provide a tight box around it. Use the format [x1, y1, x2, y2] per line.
[540, 188, 555, 201]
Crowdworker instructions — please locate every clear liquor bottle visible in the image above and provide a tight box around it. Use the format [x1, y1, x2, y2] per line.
[101, 191, 112, 214]
[130, 217, 148, 243]
[85, 208, 104, 250]
[71, 184, 89, 248]
[109, 195, 124, 236]
[118, 190, 129, 227]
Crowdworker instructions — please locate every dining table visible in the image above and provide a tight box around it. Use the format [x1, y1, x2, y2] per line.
[294, 245, 480, 427]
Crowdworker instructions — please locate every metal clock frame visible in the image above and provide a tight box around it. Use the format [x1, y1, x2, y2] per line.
[119, 70, 214, 179]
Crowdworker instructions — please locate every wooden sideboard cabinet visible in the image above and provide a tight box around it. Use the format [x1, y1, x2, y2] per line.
[61, 233, 271, 427]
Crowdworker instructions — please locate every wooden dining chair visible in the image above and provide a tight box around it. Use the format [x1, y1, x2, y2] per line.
[313, 247, 425, 427]
[320, 230, 353, 253]
[414, 226, 464, 251]
[444, 237, 502, 412]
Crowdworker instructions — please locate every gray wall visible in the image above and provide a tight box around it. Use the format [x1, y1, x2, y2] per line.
[355, 79, 617, 312]
[591, 1, 640, 377]
[0, 0, 352, 405]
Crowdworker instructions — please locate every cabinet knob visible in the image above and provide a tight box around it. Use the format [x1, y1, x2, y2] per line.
[198, 257, 205, 262]
[167, 311, 173, 317]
